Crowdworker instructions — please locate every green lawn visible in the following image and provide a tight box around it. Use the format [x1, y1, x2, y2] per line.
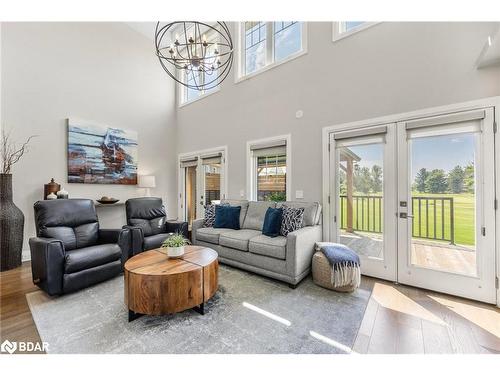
[339, 192, 475, 246]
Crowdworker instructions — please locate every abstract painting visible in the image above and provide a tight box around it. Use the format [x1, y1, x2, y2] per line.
[67, 119, 138, 184]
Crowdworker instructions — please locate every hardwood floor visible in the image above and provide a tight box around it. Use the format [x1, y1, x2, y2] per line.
[353, 279, 500, 354]
[0, 262, 44, 354]
[1, 261, 499, 354]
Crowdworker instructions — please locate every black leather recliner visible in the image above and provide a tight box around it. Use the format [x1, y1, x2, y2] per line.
[125, 197, 188, 255]
[29, 199, 131, 296]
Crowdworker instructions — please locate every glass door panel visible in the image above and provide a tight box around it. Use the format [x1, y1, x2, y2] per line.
[397, 108, 496, 304]
[203, 162, 221, 205]
[409, 132, 477, 276]
[330, 125, 397, 281]
[337, 141, 385, 259]
[185, 165, 197, 226]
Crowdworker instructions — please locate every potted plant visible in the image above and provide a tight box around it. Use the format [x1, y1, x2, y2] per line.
[161, 233, 190, 258]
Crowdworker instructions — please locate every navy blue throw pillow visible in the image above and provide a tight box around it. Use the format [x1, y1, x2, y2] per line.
[262, 207, 283, 237]
[214, 205, 241, 230]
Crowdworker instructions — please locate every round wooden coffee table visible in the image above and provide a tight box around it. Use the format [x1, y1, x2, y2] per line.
[124, 246, 218, 322]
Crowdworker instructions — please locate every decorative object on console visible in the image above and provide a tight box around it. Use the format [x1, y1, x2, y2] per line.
[67, 119, 138, 185]
[138, 175, 155, 197]
[96, 196, 119, 204]
[56, 187, 69, 199]
[0, 129, 36, 271]
[161, 233, 190, 258]
[280, 205, 305, 236]
[155, 22, 234, 91]
[47, 192, 57, 200]
[44, 178, 60, 200]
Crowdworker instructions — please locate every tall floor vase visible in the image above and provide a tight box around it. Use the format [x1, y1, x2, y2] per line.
[0, 173, 24, 271]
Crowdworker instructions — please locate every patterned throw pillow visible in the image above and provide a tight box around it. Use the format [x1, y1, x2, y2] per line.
[203, 203, 229, 227]
[280, 205, 305, 236]
[203, 204, 217, 227]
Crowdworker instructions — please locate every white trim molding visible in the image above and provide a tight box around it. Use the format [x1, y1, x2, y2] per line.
[246, 134, 292, 201]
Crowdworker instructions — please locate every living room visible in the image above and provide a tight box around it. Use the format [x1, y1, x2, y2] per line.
[1, 0, 500, 372]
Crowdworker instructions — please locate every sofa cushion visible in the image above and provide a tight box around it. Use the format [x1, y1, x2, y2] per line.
[65, 243, 122, 274]
[143, 233, 171, 250]
[196, 227, 235, 245]
[277, 201, 321, 227]
[219, 229, 261, 251]
[129, 217, 166, 237]
[42, 222, 99, 251]
[214, 205, 241, 230]
[249, 235, 287, 260]
[221, 199, 249, 227]
[262, 207, 283, 237]
[242, 201, 276, 230]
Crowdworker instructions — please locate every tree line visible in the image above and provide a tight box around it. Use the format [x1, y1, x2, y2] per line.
[339, 163, 475, 195]
[413, 164, 474, 194]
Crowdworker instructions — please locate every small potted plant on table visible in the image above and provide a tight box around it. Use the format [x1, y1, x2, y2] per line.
[161, 233, 190, 258]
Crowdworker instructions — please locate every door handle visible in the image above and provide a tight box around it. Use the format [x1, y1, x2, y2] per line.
[399, 213, 414, 219]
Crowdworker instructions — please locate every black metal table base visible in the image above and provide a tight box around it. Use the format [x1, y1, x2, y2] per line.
[128, 309, 143, 322]
[128, 303, 205, 322]
[192, 302, 205, 315]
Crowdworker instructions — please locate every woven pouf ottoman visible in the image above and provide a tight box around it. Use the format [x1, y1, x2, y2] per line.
[312, 244, 360, 293]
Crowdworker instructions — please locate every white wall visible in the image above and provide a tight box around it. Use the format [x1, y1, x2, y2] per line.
[177, 22, 500, 203]
[0, 23, 178, 260]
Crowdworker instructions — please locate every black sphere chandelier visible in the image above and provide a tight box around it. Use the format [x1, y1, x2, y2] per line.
[155, 22, 234, 91]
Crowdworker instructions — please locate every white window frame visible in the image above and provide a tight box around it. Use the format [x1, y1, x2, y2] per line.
[177, 145, 228, 222]
[332, 22, 380, 42]
[246, 134, 292, 201]
[236, 22, 307, 83]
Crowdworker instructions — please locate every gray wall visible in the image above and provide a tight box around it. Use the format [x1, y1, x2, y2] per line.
[177, 22, 500, 202]
[0, 23, 178, 259]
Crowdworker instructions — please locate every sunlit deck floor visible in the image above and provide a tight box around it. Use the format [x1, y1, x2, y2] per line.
[340, 231, 476, 276]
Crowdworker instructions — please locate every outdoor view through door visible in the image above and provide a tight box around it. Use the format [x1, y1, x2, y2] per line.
[336, 137, 385, 260]
[409, 130, 478, 276]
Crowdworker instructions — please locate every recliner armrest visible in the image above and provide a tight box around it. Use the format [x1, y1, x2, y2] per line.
[166, 220, 189, 239]
[98, 228, 132, 265]
[29, 237, 65, 296]
[122, 225, 144, 257]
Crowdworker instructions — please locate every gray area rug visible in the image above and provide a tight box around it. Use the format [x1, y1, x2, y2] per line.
[26, 265, 372, 354]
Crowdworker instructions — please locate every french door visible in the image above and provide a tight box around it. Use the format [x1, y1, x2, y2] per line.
[330, 124, 397, 281]
[330, 107, 497, 303]
[179, 149, 226, 227]
[397, 108, 496, 303]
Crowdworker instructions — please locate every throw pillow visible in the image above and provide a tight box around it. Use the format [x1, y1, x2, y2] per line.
[262, 207, 283, 237]
[203, 202, 229, 227]
[280, 205, 305, 236]
[214, 205, 241, 230]
[203, 204, 217, 227]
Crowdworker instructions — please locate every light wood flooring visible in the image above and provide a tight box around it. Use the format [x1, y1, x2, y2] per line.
[1, 261, 499, 354]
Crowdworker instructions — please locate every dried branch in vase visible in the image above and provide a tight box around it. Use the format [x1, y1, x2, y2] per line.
[1, 128, 37, 174]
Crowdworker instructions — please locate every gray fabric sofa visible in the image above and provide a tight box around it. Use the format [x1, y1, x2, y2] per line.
[192, 199, 322, 287]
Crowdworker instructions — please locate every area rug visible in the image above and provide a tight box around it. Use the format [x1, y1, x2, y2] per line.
[26, 265, 372, 354]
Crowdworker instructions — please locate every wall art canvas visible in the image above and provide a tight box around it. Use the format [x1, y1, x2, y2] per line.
[67, 119, 138, 184]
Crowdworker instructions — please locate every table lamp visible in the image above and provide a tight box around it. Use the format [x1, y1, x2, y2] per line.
[138, 175, 156, 197]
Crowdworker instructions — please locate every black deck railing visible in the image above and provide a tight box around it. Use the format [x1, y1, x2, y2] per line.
[339, 195, 455, 244]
